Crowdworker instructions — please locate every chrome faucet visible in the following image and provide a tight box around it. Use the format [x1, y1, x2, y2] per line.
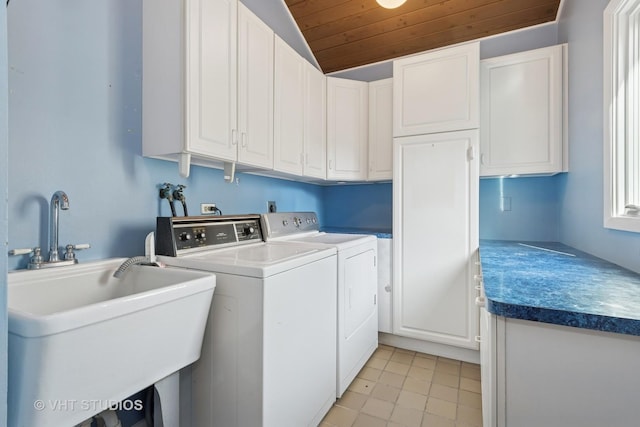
[49, 190, 70, 262]
[8, 190, 91, 269]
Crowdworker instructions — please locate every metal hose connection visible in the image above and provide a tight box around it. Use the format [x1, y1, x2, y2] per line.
[113, 256, 151, 279]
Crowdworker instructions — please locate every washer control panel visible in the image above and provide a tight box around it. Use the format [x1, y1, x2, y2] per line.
[156, 215, 262, 256]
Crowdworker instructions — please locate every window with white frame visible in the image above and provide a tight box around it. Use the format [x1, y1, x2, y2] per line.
[604, 0, 640, 232]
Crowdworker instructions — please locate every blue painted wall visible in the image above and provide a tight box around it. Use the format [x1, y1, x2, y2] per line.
[479, 177, 560, 241]
[322, 183, 392, 232]
[557, 0, 640, 273]
[6, 0, 323, 272]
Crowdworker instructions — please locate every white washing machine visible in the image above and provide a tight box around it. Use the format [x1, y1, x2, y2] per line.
[261, 212, 378, 397]
[155, 215, 337, 427]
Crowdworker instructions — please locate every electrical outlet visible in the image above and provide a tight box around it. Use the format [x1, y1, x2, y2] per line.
[267, 201, 277, 213]
[201, 203, 217, 214]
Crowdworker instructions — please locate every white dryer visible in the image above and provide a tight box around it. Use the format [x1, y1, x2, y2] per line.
[261, 212, 378, 397]
[155, 215, 337, 427]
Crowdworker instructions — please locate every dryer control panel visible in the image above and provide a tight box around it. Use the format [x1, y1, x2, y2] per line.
[261, 212, 320, 239]
[156, 215, 262, 256]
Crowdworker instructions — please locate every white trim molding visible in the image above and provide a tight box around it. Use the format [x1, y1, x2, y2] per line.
[604, 0, 640, 233]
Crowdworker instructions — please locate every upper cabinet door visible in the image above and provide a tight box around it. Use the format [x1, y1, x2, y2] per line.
[303, 62, 327, 180]
[274, 35, 305, 176]
[368, 78, 393, 181]
[237, 3, 274, 169]
[186, 0, 238, 161]
[393, 42, 479, 137]
[143, 0, 238, 168]
[327, 77, 368, 181]
[480, 44, 566, 177]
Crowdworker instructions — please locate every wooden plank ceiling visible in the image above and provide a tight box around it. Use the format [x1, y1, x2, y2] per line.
[285, 0, 561, 73]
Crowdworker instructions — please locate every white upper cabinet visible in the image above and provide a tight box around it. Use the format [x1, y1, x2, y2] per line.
[480, 44, 567, 177]
[237, 3, 274, 169]
[273, 36, 327, 179]
[274, 35, 305, 176]
[142, 0, 273, 176]
[393, 42, 480, 137]
[185, 0, 237, 162]
[368, 79, 393, 181]
[303, 62, 327, 180]
[143, 0, 238, 172]
[327, 77, 368, 181]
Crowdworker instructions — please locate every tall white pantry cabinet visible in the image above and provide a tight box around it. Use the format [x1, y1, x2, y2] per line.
[392, 42, 480, 351]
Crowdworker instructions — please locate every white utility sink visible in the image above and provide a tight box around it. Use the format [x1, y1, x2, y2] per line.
[8, 258, 216, 427]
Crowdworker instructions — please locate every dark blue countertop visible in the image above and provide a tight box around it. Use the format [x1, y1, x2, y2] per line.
[321, 227, 392, 239]
[480, 240, 640, 336]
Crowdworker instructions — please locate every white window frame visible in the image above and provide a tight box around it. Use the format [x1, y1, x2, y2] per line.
[604, 0, 640, 233]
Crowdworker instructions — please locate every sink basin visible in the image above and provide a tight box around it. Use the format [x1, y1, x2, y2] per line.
[8, 258, 216, 427]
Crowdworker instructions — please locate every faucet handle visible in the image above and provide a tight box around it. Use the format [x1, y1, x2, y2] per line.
[64, 243, 91, 261]
[9, 247, 44, 267]
[9, 247, 35, 256]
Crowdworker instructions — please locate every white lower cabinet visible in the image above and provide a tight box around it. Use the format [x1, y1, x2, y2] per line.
[377, 238, 392, 333]
[483, 316, 640, 427]
[393, 130, 479, 349]
[480, 308, 497, 427]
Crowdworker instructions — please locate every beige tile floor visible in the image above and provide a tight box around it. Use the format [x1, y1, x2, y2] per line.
[320, 345, 482, 427]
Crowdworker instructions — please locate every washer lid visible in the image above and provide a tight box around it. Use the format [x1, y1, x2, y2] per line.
[161, 243, 336, 278]
[211, 243, 321, 263]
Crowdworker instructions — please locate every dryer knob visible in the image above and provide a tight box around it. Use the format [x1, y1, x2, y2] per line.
[244, 226, 255, 236]
[179, 232, 192, 242]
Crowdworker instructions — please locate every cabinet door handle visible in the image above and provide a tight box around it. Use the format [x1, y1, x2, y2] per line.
[475, 335, 482, 343]
[329, 159, 333, 170]
[241, 132, 247, 148]
[384, 285, 391, 293]
[231, 129, 238, 147]
[480, 153, 486, 165]
[475, 296, 486, 307]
